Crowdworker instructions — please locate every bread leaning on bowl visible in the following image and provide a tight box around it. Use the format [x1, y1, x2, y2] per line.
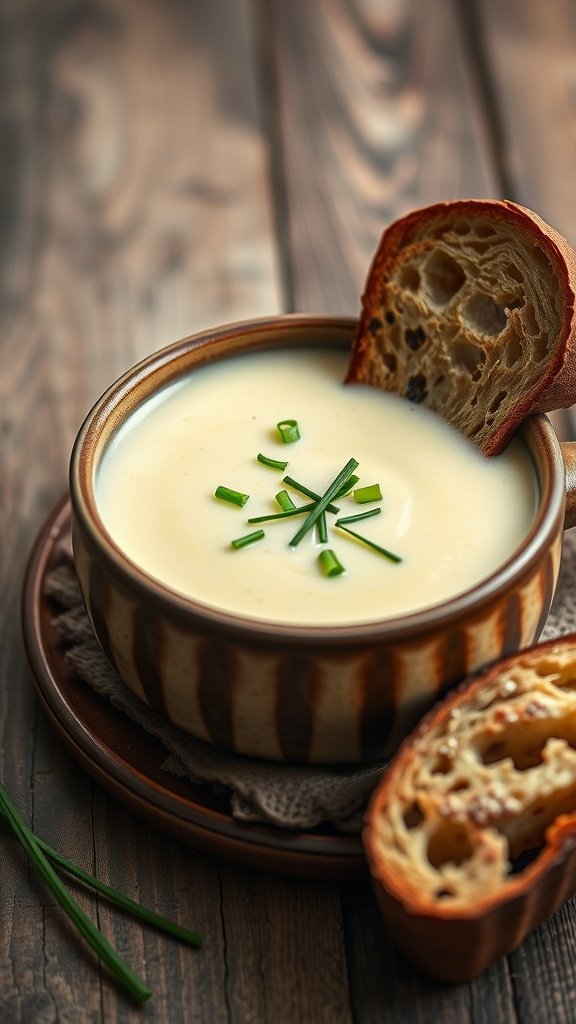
[363, 636, 576, 982]
[346, 199, 576, 454]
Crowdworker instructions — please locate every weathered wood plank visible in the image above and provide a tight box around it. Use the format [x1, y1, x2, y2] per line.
[219, 868, 352, 1024]
[476, 0, 576, 244]
[0, 1, 282, 1021]
[270, 0, 499, 314]
[476, 0, 576, 440]
[4, 0, 575, 1021]
[35, 0, 281, 431]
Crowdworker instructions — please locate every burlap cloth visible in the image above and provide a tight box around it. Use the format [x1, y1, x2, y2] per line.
[44, 531, 576, 833]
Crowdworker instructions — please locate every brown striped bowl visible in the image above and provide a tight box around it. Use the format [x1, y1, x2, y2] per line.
[69, 315, 576, 765]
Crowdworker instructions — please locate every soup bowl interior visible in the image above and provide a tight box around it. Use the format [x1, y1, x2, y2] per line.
[69, 315, 566, 764]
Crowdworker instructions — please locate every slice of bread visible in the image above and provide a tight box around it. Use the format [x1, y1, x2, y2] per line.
[363, 636, 576, 982]
[346, 200, 576, 455]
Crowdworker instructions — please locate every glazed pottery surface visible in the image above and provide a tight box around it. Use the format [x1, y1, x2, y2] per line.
[69, 315, 576, 764]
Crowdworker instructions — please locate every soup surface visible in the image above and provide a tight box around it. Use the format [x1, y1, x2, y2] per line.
[95, 348, 538, 625]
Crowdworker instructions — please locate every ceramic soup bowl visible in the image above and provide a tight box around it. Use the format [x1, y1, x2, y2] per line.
[69, 315, 576, 764]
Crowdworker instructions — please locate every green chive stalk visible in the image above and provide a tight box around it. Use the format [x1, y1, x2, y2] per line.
[336, 523, 402, 563]
[0, 784, 203, 1003]
[0, 783, 151, 1004]
[276, 419, 301, 443]
[318, 549, 345, 577]
[281, 476, 340, 515]
[336, 508, 382, 526]
[215, 486, 249, 507]
[231, 529, 265, 549]
[353, 484, 383, 504]
[256, 454, 288, 471]
[289, 459, 359, 548]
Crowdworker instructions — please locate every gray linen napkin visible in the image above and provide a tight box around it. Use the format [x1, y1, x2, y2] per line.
[44, 530, 576, 832]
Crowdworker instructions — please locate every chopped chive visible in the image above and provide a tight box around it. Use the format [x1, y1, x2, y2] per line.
[318, 549, 345, 577]
[282, 476, 340, 515]
[231, 529, 265, 549]
[316, 511, 328, 544]
[336, 508, 382, 526]
[336, 524, 402, 563]
[248, 503, 315, 524]
[0, 783, 151, 1004]
[277, 419, 301, 444]
[257, 453, 289, 471]
[333, 474, 360, 500]
[354, 484, 383, 504]
[215, 485, 249, 507]
[290, 458, 359, 548]
[276, 489, 296, 511]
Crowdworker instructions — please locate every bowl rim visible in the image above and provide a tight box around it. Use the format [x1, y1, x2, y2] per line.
[69, 313, 566, 647]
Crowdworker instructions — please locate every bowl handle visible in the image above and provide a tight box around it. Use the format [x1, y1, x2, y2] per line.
[561, 441, 576, 530]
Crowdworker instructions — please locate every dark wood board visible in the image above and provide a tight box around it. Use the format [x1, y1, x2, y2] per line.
[2, 0, 576, 1020]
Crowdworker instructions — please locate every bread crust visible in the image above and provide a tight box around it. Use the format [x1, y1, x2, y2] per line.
[347, 200, 576, 455]
[363, 635, 576, 981]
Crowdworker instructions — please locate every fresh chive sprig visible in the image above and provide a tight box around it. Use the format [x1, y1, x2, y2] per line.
[0, 783, 152, 1004]
[247, 503, 315, 524]
[336, 508, 382, 526]
[316, 511, 328, 544]
[289, 458, 359, 548]
[334, 474, 360, 499]
[282, 476, 340, 515]
[336, 523, 402, 563]
[0, 802, 202, 948]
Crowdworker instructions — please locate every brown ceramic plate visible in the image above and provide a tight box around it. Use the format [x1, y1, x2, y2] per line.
[21, 496, 366, 880]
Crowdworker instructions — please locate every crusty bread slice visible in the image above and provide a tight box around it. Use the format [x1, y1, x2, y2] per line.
[346, 200, 576, 455]
[363, 636, 576, 982]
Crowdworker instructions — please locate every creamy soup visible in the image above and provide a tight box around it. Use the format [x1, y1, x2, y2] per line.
[95, 348, 538, 626]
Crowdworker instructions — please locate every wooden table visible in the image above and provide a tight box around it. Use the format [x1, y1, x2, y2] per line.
[2, 1, 576, 1020]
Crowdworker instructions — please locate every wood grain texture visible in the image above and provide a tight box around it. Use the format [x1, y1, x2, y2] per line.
[0, 1, 281, 1022]
[2, 0, 576, 1020]
[476, 0, 576, 244]
[475, 0, 576, 441]
[269, 0, 499, 313]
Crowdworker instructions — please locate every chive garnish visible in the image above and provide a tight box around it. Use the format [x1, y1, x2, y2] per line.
[316, 511, 328, 544]
[0, 782, 152, 1004]
[215, 485, 249, 507]
[354, 483, 383, 504]
[257, 453, 289, 471]
[277, 419, 301, 444]
[276, 489, 296, 511]
[231, 529, 265, 549]
[336, 523, 402, 563]
[215, 420, 398, 578]
[248, 503, 315, 524]
[336, 508, 382, 526]
[289, 458, 359, 548]
[282, 476, 340, 515]
[333, 474, 360, 499]
[318, 549, 345, 577]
